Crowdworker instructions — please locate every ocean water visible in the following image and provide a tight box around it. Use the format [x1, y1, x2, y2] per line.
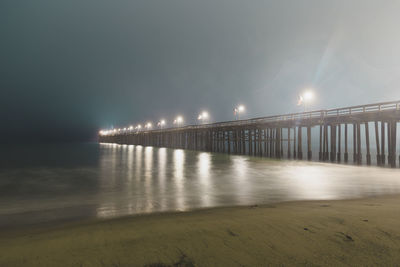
[1, 143, 400, 227]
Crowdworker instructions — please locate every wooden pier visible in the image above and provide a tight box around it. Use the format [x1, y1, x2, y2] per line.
[99, 101, 400, 167]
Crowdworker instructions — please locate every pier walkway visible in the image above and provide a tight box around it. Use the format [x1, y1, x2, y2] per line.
[99, 101, 400, 167]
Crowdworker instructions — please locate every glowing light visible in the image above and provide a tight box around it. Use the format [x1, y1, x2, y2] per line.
[158, 120, 166, 127]
[145, 122, 152, 129]
[303, 90, 313, 101]
[198, 111, 209, 123]
[298, 89, 315, 111]
[174, 116, 183, 125]
[234, 105, 245, 119]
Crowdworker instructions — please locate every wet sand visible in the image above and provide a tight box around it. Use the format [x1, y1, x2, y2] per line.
[1, 195, 400, 266]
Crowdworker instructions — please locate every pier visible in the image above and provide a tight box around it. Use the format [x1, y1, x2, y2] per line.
[99, 101, 400, 167]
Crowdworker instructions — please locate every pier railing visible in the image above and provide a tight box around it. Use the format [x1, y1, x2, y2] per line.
[150, 100, 400, 131]
[100, 100, 400, 168]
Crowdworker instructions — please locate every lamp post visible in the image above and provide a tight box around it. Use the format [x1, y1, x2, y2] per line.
[174, 116, 183, 127]
[298, 90, 314, 112]
[198, 111, 209, 124]
[234, 105, 245, 120]
[157, 120, 166, 129]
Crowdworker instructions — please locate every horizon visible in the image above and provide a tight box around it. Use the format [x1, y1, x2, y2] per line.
[2, 0, 400, 143]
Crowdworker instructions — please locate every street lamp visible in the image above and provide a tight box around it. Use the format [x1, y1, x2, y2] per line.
[174, 116, 183, 127]
[234, 105, 245, 120]
[157, 119, 166, 128]
[145, 122, 152, 129]
[298, 90, 314, 112]
[198, 111, 209, 124]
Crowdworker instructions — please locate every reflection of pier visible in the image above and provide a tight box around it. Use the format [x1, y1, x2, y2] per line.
[99, 101, 400, 168]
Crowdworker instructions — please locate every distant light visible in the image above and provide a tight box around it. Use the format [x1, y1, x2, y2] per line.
[137, 124, 142, 129]
[157, 120, 166, 128]
[303, 90, 314, 101]
[233, 105, 245, 120]
[173, 116, 183, 126]
[198, 111, 209, 122]
[145, 122, 152, 129]
[129, 126, 133, 130]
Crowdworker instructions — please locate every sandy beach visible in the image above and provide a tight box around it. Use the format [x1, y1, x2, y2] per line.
[1, 195, 400, 266]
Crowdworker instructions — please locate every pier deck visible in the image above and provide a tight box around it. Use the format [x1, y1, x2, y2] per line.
[99, 101, 400, 167]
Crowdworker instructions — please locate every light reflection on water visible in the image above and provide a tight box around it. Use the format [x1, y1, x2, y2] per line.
[1, 143, 400, 226]
[198, 152, 211, 206]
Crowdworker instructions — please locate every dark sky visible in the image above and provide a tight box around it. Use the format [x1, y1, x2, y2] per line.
[1, 0, 400, 142]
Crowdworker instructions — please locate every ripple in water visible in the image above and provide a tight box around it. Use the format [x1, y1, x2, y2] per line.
[0, 143, 399, 226]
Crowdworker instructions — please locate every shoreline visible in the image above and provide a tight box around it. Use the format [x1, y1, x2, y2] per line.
[2, 194, 400, 266]
[0, 193, 392, 232]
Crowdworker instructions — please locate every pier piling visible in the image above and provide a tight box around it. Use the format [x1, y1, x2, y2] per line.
[100, 101, 400, 168]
